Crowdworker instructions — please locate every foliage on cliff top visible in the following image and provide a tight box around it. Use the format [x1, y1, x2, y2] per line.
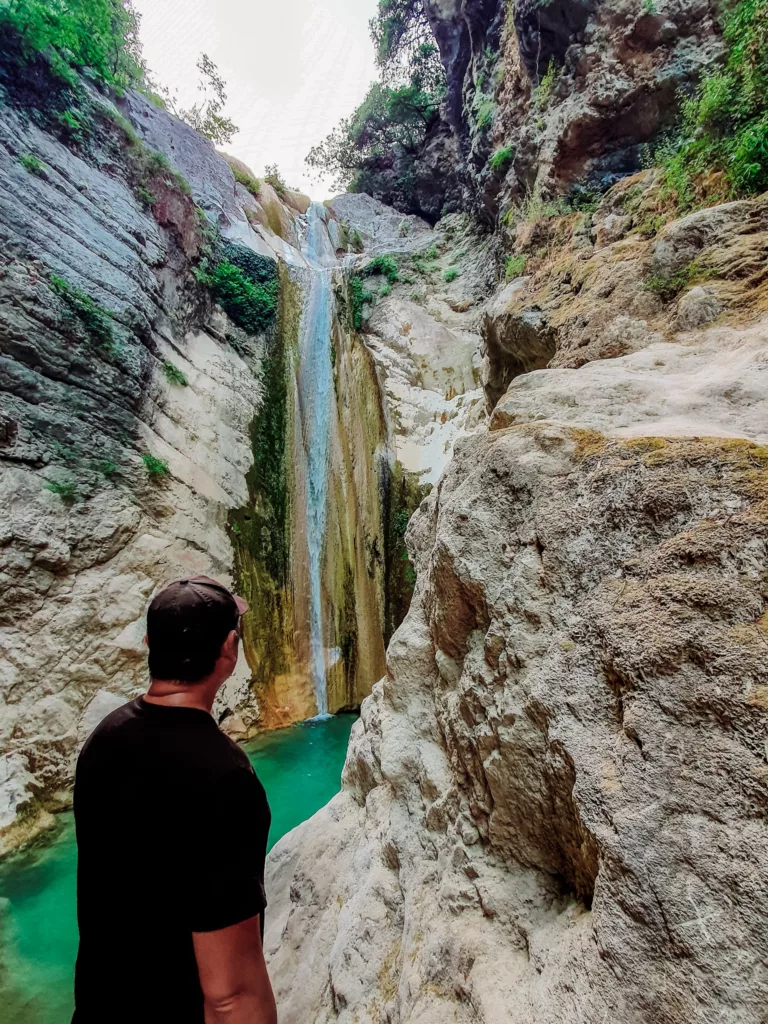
[306, 1, 444, 207]
[0, 0, 145, 88]
[264, 165, 288, 199]
[160, 53, 238, 146]
[371, 0, 440, 84]
[664, 0, 768, 207]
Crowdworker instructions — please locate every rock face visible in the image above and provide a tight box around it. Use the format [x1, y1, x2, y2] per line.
[0, 95, 268, 850]
[0, 54, 468, 849]
[265, 94, 768, 1024]
[267, 423, 768, 1023]
[422, 0, 722, 221]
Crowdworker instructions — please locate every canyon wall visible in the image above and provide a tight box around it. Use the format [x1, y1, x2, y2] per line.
[264, 2, 768, 1021]
[0, 52, 478, 851]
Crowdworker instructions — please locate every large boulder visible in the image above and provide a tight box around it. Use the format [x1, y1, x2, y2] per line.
[266, 423, 768, 1023]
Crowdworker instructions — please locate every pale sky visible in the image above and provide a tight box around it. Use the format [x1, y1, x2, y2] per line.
[133, 0, 379, 199]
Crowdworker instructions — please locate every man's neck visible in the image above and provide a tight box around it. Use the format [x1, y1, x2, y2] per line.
[144, 679, 217, 714]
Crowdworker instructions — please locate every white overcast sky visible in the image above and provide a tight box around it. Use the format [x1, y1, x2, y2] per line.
[133, 0, 379, 198]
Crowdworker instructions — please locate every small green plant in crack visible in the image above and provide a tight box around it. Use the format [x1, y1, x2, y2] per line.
[475, 95, 496, 130]
[490, 145, 514, 172]
[361, 254, 400, 284]
[136, 180, 155, 208]
[19, 153, 47, 176]
[642, 0, 659, 13]
[534, 59, 560, 111]
[505, 254, 528, 280]
[56, 109, 90, 144]
[97, 459, 119, 478]
[443, 268, 459, 283]
[50, 276, 120, 354]
[349, 276, 375, 330]
[162, 360, 189, 387]
[52, 440, 79, 464]
[141, 453, 170, 478]
[43, 479, 78, 504]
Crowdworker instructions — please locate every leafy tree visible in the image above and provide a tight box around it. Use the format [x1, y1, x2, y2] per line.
[306, 0, 445, 203]
[0, 0, 145, 87]
[370, 0, 441, 87]
[306, 45, 443, 194]
[166, 53, 238, 146]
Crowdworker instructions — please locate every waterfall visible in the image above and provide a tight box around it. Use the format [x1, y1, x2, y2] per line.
[298, 203, 337, 717]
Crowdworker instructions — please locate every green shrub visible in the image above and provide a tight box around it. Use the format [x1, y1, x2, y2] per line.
[349, 228, 364, 253]
[197, 249, 279, 336]
[19, 153, 47, 176]
[663, 0, 768, 205]
[475, 94, 495, 129]
[142, 453, 170, 478]
[43, 479, 78, 503]
[505, 254, 528, 280]
[490, 145, 514, 171]
[443, 267, 459, 282]
[380, 281, 393, 297]
[136, 180, 155, 207]
[644, 257, 713, 300]
[264, 164, 287, 199]
[162, 360, 188, 386]
[218, 240, 276, 284]
[349, 276, 375, 330]
[361, 254, 399, 284]
[56, 108, 89, 143]
[50, 275, 119, 354]
[98, 459, 118, 478]
[233, 168, 261, 197]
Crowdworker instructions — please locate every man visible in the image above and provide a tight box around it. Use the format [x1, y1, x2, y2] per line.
[72, 576, 277, 1024]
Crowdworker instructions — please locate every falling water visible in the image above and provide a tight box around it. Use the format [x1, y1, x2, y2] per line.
[298, 203, 337, 717]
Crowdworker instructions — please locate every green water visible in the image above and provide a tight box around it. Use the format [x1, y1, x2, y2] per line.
[0, 713, 356, 1023]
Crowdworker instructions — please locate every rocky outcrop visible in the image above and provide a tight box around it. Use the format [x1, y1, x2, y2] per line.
[265, 143, 768, 1024]
[0, 42, 498, 851]
[422, 0, 722, 222]
[267, 421, 768, 1023]
[0, 92, 270, 850]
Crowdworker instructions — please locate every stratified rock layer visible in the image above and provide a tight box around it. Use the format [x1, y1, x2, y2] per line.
[267, 424, 768, 1023]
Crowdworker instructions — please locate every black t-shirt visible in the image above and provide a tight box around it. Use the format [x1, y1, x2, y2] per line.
[72, 696, 271, 1023]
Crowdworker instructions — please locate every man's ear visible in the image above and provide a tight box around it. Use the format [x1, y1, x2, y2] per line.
[224, 629, 239, 658]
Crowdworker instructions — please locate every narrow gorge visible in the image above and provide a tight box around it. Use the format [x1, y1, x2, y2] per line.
[2, 0, 768, 1021]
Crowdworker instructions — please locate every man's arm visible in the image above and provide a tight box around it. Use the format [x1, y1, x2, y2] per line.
[193, 913, 277, 1024]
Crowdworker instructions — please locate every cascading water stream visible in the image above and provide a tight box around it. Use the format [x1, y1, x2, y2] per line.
[298, 203, 337, 717]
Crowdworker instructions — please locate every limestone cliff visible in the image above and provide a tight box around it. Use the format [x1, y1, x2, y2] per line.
[263, 3, 768, 1021]
[0, 42, 481, 851]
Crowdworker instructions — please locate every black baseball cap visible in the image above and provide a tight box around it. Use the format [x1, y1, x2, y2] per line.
[146, 576, 249, 682]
